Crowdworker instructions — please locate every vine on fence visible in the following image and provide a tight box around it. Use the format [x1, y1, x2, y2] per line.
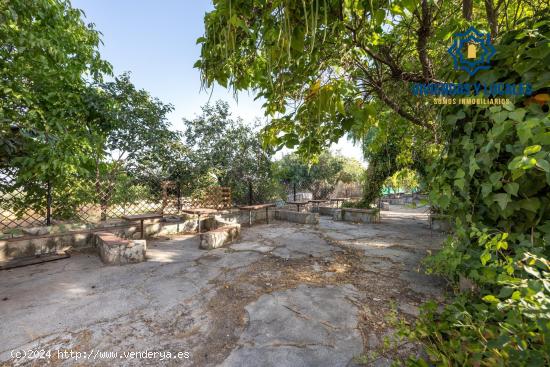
[404, 16, 550, 366]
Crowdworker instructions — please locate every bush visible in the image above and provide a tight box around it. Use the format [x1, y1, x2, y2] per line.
[406, 16, 550, 366]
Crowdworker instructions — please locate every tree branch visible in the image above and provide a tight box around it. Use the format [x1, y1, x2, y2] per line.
[346, 24, 442, 84]
[463, 0, 473, 20]
[371, 82, 429, 129]
[355, 63, 431, 130]
[485, 0, 500, 40]
[417, 0, 434, 80]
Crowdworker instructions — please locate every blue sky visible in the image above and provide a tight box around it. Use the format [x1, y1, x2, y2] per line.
[72, 0, 364, 163]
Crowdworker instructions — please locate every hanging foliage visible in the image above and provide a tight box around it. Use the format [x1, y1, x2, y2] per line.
[404, 15, 550, 366]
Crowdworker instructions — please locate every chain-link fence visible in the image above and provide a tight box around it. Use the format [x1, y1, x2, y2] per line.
[0, 168, 232, 232]
[1, 165, 364, 232]
[244, 178, 363, 206]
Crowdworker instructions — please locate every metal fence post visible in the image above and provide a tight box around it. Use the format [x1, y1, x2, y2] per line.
[46, 179, 52, 226]
[177, 184, 181, 213]
[248, 181, 253, 205]
[293, 182, 297, 201]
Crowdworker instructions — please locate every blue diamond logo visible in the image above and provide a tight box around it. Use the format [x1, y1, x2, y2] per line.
[448, 26, 496, 76]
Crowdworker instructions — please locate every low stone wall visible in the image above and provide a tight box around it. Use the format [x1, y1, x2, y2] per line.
[96, 232, 146, 265]
[212, 209, 276, 227]
[334, 208, 380, 223]
[382, 194, 428, 205]
[1, 208, 282, 262]
[0, 217, 198, 262]
[318, 206, 337, 216]
[380, 202, 390, 211]
[385, 198, 407, 205]
[274, 210, 319, 224]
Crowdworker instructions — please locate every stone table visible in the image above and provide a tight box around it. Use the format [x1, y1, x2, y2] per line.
[181, 208, 218, 233]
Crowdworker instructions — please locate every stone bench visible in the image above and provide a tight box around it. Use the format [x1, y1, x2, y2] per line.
[274, 210, 319, 224]
[334, 208, 380, 223]
[199, 224, 241, 250]
[95, 232, 146, 265]
[318, 206, 337, 216]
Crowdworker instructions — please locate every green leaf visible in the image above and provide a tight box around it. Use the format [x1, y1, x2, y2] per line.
[481, 182, 493, 198]
[519, 198, 540, 212]
[493, 193, 511, 210]
[489, 171, 503, 185]
[523, 145, 541, 155]
[468, 158, 479, 175]
[498, 286, 514, 298]
[481, 251, 492, 265]
[492, 111, 508, 123]
[482, 294, 499, 303]
[508, 108, 526, 122]
[517, 119, 539, 144]
[504, 182, 519, 196]
[536, 159, 550, 172]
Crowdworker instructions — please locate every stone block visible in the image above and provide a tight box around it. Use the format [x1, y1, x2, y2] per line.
[340, 208, 380, 223]
[274, 210, 319, 224]
[318, 206, 337, 216]
[199, 224, 241, 250]
[158, 220, 197, 235]
[0, 234, 89, 262]
[96, 232, 146, 265]
[21, 226, 51, 236]
[381, 202, 390, 211]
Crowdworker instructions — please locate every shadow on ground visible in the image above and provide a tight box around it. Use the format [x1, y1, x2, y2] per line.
[0, 206, 446, 367]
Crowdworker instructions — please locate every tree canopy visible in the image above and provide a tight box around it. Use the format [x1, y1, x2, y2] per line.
[182, 101, 273, 203]
[197, 0, 546, 158]
[197, 1, 550, 364]
[1, 0, 111, 167]
[273, 151, 364, 198]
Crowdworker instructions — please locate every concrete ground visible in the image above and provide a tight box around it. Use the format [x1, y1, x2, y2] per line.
[0, 205, 445, 366]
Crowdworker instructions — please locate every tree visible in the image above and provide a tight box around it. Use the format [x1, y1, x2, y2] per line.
[0, 0, 182, 221]
[196, 0, 545, 199]
[273, 151, 363, 199]
[1, 0, 111, 160]
[339, 156, 364, 184]
[411, 18, 550, 364]
[1, 0, 111, 221]
[182, 101, 273, 204]
[197, 2, 550, 364]
[92, 73, 183, 176]
[82, 74, 184, 219]
[384, 168, 420, 194]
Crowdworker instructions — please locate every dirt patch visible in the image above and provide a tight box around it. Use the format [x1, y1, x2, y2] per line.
[191, 242, 428, 367]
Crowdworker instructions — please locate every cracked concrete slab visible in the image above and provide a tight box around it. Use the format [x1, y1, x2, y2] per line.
[0, 206, 446, 366]
[229, 242, 274, 253]
[221, 284, 363, 367]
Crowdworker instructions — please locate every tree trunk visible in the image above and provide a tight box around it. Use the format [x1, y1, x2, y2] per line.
[463, 0, 473, 21]
[485, 0, 499, 40]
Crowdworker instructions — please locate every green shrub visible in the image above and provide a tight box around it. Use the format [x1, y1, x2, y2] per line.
[407, 16, 550, 366]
